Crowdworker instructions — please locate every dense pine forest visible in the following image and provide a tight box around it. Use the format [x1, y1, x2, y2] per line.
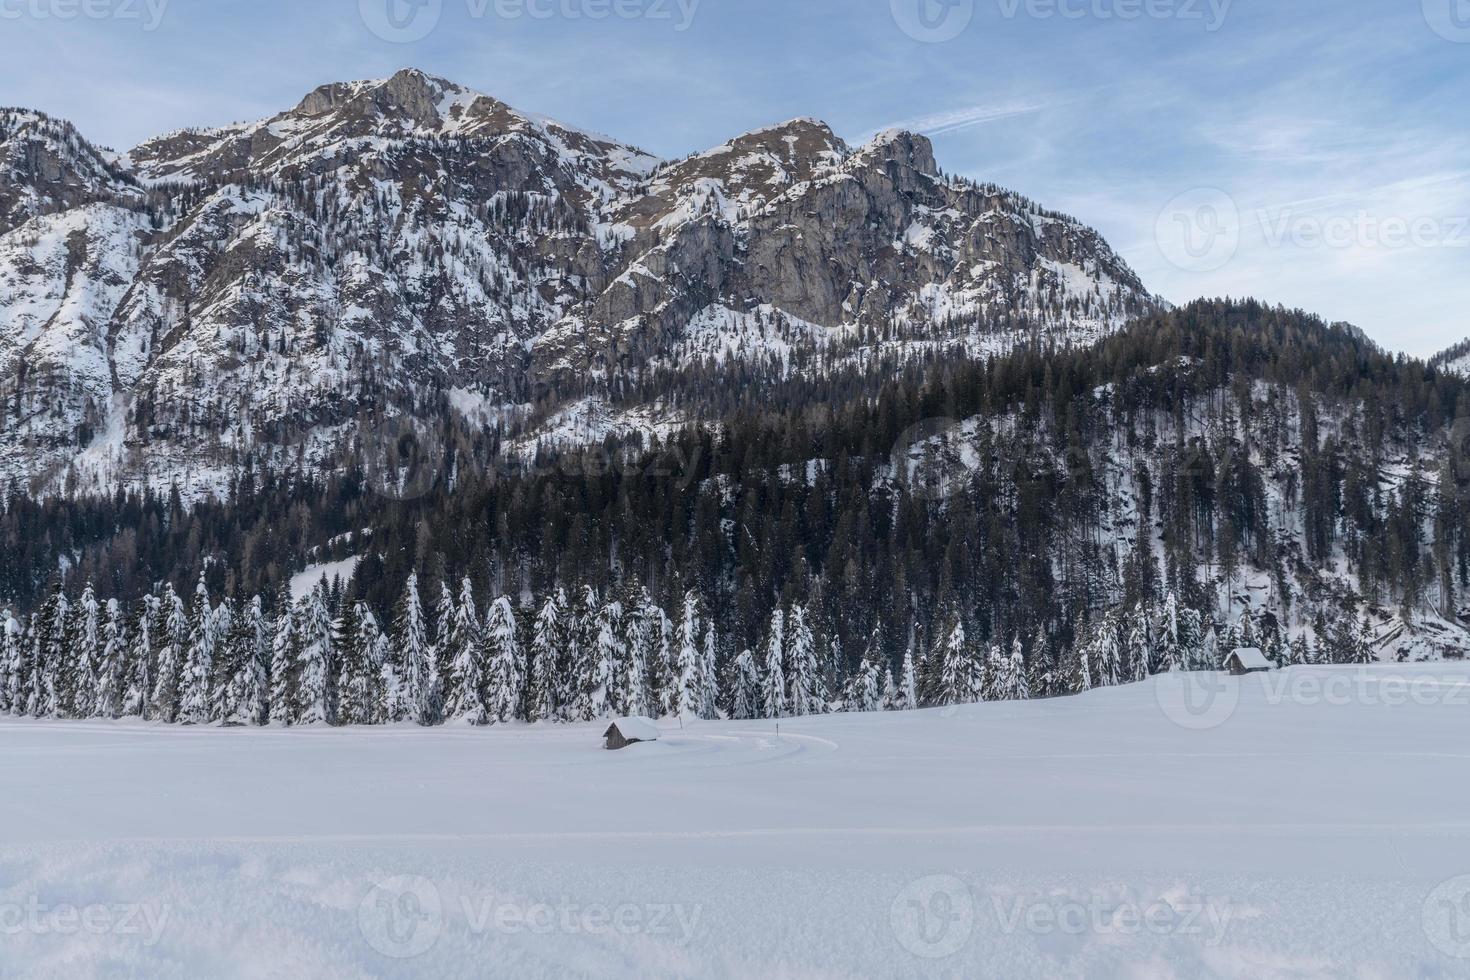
[2, 299, 1468, 724]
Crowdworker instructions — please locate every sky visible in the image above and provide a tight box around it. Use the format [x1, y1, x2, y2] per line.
[0, 0, 1466, 357]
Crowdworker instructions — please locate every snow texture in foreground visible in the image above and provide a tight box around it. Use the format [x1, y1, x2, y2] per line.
[4, 665, 1470, 978]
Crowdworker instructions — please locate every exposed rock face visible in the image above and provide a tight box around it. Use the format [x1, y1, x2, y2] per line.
[0, 70, 1159, 498]
[0, 110, 140, 235]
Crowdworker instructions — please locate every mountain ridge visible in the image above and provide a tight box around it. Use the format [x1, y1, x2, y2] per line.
[0, 68, 1158, 500]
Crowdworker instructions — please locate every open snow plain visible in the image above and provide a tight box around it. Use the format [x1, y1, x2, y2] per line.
[4, 664, 1470, 978]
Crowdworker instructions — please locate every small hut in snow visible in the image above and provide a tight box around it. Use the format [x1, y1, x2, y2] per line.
[604, 717, 660, 751]
[1223, 647, 1273, 676]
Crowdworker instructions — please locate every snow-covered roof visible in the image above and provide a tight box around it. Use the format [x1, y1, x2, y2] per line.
[605, 717, 660, 742]
[1227, 647, 1273, 670]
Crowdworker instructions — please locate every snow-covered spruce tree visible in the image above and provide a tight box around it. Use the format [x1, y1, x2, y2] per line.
[1154, 592, 1182, 673]
[589, 598, 623, 720]
[0, 610, 21, 715]
[649, 597, 675, 718]
[151, 583, 186, 724]
[94, 599, 128, 719]
[484, 596, 524, 724]
[786, 604, 825, 716]
[387, 573, 435, 724]
[1008, 636, 1030, 702]
[982, 644, 1004, 702]
[180, 575, 217, 725]
[560, 585, 599, 721]
[333, 601, 378, 725]
[431, 580, 458, 720]
[122, 595, 158, 719]
[269, 587, 299, 725]
[670, 590, 704, 719]
[31, 586, 68, 717]
[221, 596, 269, 726]
[700, 624, 721, 720]
[63, 583, 101, 719]
[762, 607, 786, 718]
[728, 649, 762, 721]
[445, 579, 489, 725]
[296, 584, 335, 725]
[445, 620, 489, 726]
[842, 645, 883, 713]
[528, 588, 565, 722]
[881, 668, 899, 711]
[935, 616, 975, 707]
[619, 587, 652, 718]
[1125, 605, 1152, 684]
[897, 640, 919, 711]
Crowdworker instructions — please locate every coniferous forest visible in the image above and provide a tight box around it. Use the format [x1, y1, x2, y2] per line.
[2, 299, 1468, 726]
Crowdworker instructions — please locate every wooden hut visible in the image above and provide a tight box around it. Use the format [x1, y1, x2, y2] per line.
[604, 717, 660, 751]
[1223, 647, 1273, 676]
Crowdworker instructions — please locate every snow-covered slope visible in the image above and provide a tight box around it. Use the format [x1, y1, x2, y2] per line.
[1432, 338, 1470, 378]
[0, 108, 140, 235]
[0, 70, 1159, 498]
[4, 666, 1469, 977]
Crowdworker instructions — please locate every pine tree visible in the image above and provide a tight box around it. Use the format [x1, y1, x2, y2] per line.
[445, 579, 488, 724]
[528, 589, 565, 722]
[699, 624, 720, 720]
[180, 574, 217, 724]
[589, 598, 623, 719]
[936, 616, 974, 706]
[897, 640, 918, 711]
[222, 596, 269, 726]
[484, 596, 524, 723]
[620, 589, 652, 718]
[786, 605, 825, 716]
[296, 584, 335, 725]
[0, 611, 21, 715]
[152, 583, 186, 723]
[729, 649, 762, 720]
[387, 573, 433, 724]
[763, 607, 786, 719]
[66, 583, 101, 719]
[672, 591, 702, 719]
[882, 667, 899, 711]
[122, 595, 158, 719]
[269, 588, 299, 725]
[94, 599, 128, 719]
[337, 601, 385, 725]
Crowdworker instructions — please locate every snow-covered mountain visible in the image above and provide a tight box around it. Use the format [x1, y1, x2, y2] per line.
[0, 69, 1157, 498]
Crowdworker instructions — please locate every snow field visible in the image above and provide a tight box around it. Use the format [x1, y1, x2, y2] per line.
[3, 665, 1470, 978]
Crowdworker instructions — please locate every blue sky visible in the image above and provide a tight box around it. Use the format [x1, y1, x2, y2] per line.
[2, 0, 1466, 356]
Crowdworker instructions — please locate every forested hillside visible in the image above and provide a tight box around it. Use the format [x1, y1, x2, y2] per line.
[4, 299, 1467, 727]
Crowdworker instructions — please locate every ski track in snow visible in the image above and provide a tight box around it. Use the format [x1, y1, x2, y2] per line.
[4, 667, 1470, 978]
